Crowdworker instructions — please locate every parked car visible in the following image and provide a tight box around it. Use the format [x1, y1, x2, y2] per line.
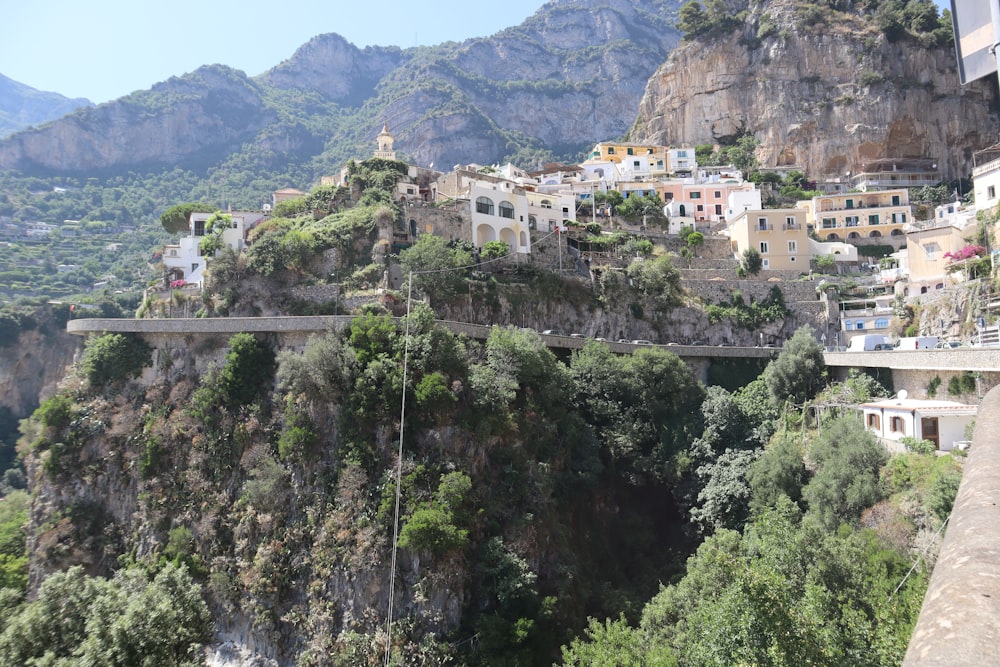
[846, 334, 889, 352]
[632, 339, 653, 345]
[569, 333, 585, 339]
[541, 329, 564, 336]
[935, 340, 966, 349]
[873, 343, 895, 351]
[896, 336, 939, 350]
[616, 338, 631, 344]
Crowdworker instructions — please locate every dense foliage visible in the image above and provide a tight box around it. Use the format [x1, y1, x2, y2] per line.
[7, 307, 958, 665]
[80, 332, 153, 387]
[0, 563, 211, 666]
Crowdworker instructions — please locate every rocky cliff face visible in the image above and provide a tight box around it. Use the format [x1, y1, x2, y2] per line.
[0, 0, 683, 176]
[630, 0, 999, 180]
[0, 318, 80, 419]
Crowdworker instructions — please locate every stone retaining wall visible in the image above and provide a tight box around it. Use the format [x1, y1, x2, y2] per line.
[903, 385, 1000, 666]
[684, 279, 821, 304]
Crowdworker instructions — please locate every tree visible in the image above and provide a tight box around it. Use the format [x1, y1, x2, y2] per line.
[159, 203, 216, 235]
[685, 231, 704, 253]
[0, 563, 211, 667]
[80, 332, 152, 387]
[765, 326, 825, 405]
[481, 240, 509, 261]
[197, 212, 234, 255]
[725, 134, 760, 173]
[748, 432, 807, 515]
[739, 247, 763, 277]
[802, 415, 888, 529]
[677, 1, 711, 38]
[570, 344, 704, 486]
[626, 255, 683, 309]
[399, 235, 472, 305]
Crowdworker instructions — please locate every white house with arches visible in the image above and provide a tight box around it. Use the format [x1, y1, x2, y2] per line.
[468, 180, 532, 255]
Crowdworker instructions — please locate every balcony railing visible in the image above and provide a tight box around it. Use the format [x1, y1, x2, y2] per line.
[818, 202, 906, 212]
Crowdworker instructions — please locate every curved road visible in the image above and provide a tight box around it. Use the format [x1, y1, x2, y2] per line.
[67, 316, 780, 358]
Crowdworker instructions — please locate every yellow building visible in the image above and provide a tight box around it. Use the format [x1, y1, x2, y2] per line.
[585, 141, 669, 175]
[798, 189, 911, 243]
[728, 208, 810, 271]
[905, 224, 976, 293]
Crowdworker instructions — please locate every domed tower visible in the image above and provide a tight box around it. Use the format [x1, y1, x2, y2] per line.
[374, 123, 396, 160]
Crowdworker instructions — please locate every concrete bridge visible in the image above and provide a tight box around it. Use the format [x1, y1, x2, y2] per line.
[66, 316, 780, 358]
[824, 349, 1000, 398]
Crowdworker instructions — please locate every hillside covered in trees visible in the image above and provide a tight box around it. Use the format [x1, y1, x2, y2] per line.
[0, 313, 958, 664]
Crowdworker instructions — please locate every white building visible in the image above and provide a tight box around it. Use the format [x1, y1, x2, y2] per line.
[469, 180, 532, 253]
[973, 142, 1000, 212]
[162, 210, 267, 286]
[666, 148, 697, 176]
[861, 396, 977, 452]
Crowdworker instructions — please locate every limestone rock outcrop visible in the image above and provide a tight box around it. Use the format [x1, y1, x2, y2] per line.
[630, 0, 999, 180]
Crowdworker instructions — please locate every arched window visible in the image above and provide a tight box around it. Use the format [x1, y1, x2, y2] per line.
[848, 232, 860, 240]
[890, 228, 904, 236]
[869, 230, 883, 238]
[827, 233, 840, 241]
[499, 201, 515, 219]
[528, 215, 537, 230]
[476, 196, 495, 215]
[540, 199, 553, 209]
[875, 318, 889, 329]
[844, 320, 853, 330]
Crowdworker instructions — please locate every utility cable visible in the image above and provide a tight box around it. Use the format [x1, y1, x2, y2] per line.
[382, 227, 564, 663]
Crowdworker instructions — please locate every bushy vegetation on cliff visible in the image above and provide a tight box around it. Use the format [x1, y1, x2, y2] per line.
[3, 317, 957, 664]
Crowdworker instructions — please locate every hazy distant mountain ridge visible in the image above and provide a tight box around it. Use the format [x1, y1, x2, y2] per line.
[0, 65, 275, 173]
[0, 74, 91, 139]
[0, 0, 684, 179]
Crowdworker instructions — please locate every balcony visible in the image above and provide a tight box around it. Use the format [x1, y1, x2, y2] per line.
[973, 157, 1000, 178]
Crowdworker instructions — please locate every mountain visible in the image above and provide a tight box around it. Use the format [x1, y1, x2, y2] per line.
[0, 74, 91, 139]
[0, 0, 683, 182]
[629, 0, 999, 180]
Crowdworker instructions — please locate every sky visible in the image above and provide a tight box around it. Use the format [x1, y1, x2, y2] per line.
[2, 0, 955, 105]
[1, 0, 546, 104]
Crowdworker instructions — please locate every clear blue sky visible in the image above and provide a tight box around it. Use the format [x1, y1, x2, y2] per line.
[1, 0, 546, 104]
[1, 0, 954, 105]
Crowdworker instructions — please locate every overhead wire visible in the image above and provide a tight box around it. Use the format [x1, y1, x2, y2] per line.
[383, 226, 563, 664]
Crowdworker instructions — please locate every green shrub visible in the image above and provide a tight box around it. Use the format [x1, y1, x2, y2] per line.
[139, 436, 165, 479]
[218, 333, 276, 407]
[927, 465, 962, 520]
[900, 436, 936, 455]
[80, 333, 152, 387]
[33, 394, 74, 433]
[397, 505, 468, 555]
[277, 405, 319, 461]
[398, 472, 472, 555]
